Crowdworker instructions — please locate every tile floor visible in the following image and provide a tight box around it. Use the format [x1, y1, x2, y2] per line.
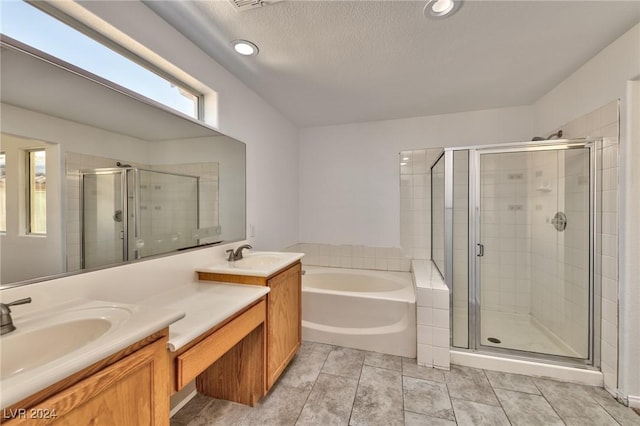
[171, 342, 640, 426]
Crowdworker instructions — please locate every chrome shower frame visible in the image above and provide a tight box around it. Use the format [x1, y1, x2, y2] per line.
[80, 167, 200, 267]
[437, 138, 602, 369]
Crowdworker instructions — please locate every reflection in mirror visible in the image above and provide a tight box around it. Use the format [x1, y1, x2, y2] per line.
[0, 38, 246, 287]
[67, 154, 219, 271]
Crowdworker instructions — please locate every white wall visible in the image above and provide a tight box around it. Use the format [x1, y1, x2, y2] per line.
[298, 106, 533, 247]
[0, 133, 63, 283]
[59, 1, 299, 252]
[534, 23, 640, 406]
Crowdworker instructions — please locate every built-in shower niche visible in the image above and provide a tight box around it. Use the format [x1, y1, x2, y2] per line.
[67, 152, 220, 271]
[432, 140, 598, 365]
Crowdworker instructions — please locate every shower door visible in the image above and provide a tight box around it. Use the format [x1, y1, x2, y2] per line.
[474, 143, 593, 361]
[81, 170, 127, 269]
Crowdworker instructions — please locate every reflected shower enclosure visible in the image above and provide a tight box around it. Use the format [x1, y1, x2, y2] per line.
[432, 139, 600, 365]
[81, 167, 200, 269]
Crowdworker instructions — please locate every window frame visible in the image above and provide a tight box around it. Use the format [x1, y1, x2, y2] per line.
[24, 1, 205, 120]
[26, 148, 46, 235]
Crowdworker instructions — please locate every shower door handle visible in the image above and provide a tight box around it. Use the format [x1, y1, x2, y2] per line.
[477, 244, 484, 257]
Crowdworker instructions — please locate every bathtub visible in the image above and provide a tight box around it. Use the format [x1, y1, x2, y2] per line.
[302, 266, 416, 357]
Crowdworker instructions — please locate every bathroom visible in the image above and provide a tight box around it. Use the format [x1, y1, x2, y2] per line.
[1, 0, 639, 425]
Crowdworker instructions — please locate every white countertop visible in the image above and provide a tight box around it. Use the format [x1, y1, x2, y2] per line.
[1, 298, 184, 409]
[195, 251, 304, 278]
[140, 282, 270, 351]
[0, 246, 288, 410]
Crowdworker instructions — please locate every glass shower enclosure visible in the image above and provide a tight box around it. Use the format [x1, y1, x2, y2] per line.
[81, 167, 199, 269]
[432, 139, 601, 365]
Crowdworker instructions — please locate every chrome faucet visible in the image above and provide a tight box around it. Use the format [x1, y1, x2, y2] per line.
[226, 244, 253, 261]
[0, 297, 32, 336]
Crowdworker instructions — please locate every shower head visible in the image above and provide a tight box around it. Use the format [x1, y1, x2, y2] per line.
[116, 161, 132, 168]
[531, 130, 563, 141]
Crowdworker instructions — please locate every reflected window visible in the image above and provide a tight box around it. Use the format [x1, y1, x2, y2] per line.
[0, 152, 5, 233]
[1, 1, 202, 119]
[28, 149, 46, 234]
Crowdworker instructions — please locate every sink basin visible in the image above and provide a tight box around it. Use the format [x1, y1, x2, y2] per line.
[1, 319, 111, 378]
[0, 305, 131, 380]
[0, 298, 184, 410]
[233, 254, 289, 269]
[196, 251, 305, 277]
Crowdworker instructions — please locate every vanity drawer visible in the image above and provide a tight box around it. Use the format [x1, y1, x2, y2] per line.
[175, 300, 266, 390]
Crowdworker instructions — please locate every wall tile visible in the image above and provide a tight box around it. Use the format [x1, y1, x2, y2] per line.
[417, 307, 433, 326]
[433, 346, 450, 370]
[417, 344, 433, 367]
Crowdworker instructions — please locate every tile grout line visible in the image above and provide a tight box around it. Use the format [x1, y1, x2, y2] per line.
[346, 354, 365, 426]
[292, 345, 333, 425]
[531, 377, 568, 425]
[400, 368, 407, 425]
[442, 369, 458, 425]
[481, 368, 511, 422]
[586, 387, 626, 425]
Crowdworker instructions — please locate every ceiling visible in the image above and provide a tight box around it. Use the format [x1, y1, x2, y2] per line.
[145, 1, 640, 127]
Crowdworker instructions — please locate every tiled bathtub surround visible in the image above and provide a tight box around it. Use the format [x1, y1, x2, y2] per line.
[414, 260, 450, 370]
[284, 243, 411, 272]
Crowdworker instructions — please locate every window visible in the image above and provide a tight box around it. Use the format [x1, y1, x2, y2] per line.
[0, 152, 5, 233]
[1, 1, 202, 119]
[28, 149, 46, 234]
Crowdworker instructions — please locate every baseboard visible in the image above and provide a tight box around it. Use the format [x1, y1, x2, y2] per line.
[628, 394, 640, 409]
[170, 388, 198, 417]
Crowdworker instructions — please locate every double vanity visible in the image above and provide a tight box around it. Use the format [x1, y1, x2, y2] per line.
[0, 249, 303, 425]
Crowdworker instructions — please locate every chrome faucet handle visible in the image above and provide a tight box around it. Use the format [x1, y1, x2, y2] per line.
[0, 297, 32, 336]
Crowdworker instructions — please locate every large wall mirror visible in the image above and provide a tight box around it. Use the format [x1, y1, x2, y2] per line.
[0, 37, 246, 287]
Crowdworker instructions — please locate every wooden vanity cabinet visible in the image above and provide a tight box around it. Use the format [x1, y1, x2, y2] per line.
[265, 262, 302, 388]
[169, 298, 267, 406]
[3, 331, 169, 426]
[198, 261, 302, 390]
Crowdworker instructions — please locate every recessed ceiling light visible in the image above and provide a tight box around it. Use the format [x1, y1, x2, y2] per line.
[232, 40, 259, 56]
[424, 0, 461, 19]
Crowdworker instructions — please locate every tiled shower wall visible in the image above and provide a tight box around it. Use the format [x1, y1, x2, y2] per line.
[153, 162, 220, 246]
[399, 148, 443, 261]
[529, 148, 590, 358]
[479, 153, 533, 316]
[553, 100, 620, 393]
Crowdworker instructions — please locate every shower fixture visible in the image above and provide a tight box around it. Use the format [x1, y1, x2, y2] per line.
[531, 129, 563, 141]
[116, 161, 132, 167]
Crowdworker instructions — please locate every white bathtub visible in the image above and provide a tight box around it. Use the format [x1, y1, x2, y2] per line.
[302, 266, 416, 357]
